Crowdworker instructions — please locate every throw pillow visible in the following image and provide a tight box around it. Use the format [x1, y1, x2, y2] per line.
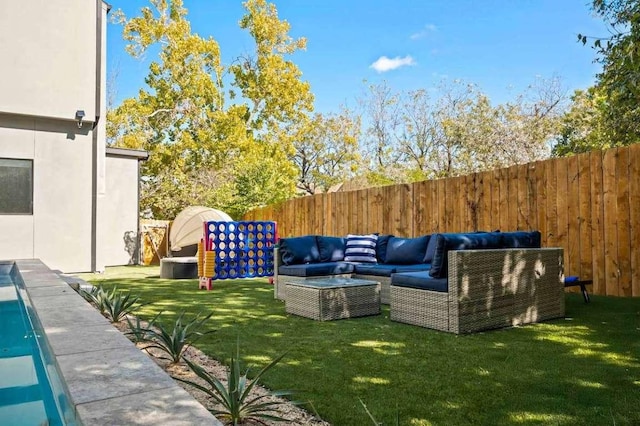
[344, 234, 378, 263]
[316, 236, 346, 262]
[279, 236, 320, 265]
[384, 235, 430, 265]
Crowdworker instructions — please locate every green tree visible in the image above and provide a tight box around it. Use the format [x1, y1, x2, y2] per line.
[108, 0, 311, 219]
[552, 87, 615, 156]
[577, 0, 640, 146]
[358, 78, 563, 185]
[294, 109, 361, 194]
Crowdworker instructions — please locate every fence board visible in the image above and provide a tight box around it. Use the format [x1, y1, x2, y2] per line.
[578, 153, 593, 280]
[413, 181, 426, 235]
[556, 157, 569, 274]
[508, 166, 519, 230]
[478, 171, 491, 231]
[589, 152, 606, 295]
[369, 187, 384, 234]
[567, 155, 580, 279]
[459, 175, 469, 232]
[545, 159, 558, 247]
[437, 178, 446, 233]
[603, 148, 619, 296]
[491, 169, 501, 232]
[616, 147, 632, 296]
[535, 161, 547, 245]
[517, 164, 530, 230]
[628, 144, 640, 297]
[445, 177, 456, 232]
[498, 168, 508, 231]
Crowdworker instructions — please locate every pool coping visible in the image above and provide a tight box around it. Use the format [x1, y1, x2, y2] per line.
[11, 259, 222, 426]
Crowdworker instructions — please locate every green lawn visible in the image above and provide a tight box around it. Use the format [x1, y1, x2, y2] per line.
[78, 266, 640, 425]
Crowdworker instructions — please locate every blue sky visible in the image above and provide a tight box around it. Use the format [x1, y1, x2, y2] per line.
[107, 0, 609, 114]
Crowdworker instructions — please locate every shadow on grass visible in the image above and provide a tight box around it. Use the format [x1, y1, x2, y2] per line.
[84, 269, 640, 426]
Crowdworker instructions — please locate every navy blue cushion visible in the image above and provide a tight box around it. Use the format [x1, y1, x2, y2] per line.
[316, 236, 346, 262]
[278, 262, 355, 277]
[384, 236, 430, 265]
[392, 272, 448, 292]
[429, 232, 502, 278]
[279, 236, 320, 265]
[344, 234, 378, 263]
[423, 233, 438, 263]
[376, 234, 394, 263]
[354, 263, 431, 277]
[501, 231, 541, 248]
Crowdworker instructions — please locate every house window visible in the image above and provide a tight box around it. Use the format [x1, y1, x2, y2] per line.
[0, 158, 33, 214]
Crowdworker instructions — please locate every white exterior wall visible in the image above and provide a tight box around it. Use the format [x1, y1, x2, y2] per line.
[0, 117, 94, 272]
[0, 0, 112, 273]
[102, 155, 140, 266]
[0, 0, 97, 121]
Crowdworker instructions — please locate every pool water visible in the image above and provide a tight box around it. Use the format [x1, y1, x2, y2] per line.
[0, 269, 74, 425]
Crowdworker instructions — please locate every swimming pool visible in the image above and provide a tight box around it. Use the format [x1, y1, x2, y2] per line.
[0, 263, 76, 426]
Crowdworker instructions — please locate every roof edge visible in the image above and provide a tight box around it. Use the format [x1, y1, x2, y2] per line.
[106, 147, 149, 160]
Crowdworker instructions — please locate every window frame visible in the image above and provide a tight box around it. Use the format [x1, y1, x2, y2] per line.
[0, 157, 34, 215]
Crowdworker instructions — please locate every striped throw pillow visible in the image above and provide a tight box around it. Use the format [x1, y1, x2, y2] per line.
[344, 234, 378, 263]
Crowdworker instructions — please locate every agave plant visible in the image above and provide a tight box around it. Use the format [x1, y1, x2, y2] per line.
[80, 285, 146, 323]
[140, 311, 214, 363]
[179, 346, 295, 425]
[80, 285, 108, 315]
[101, 286, 146, 322]
[125, 311, 161, 343]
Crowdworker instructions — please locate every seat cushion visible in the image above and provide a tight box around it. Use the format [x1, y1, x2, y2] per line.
[279, 236, 321, 265]
[354, 263, 431, 277]
[344, 234, 378, 263]
[384, 235, 430, 265]
[392, 271, 448, 292]
[429, 232, 502, 278]
[316, 236, 346, 262]
[501, 231, 541, 248]
[278, 262, 355, 277]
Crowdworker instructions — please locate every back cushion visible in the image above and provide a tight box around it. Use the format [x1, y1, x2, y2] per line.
[376, 234, 394, 263]
[279, 236, 320, 265]
[423, 233, 438, 263]
[501, 231, 542, 248]
[384, 235, 430, 265]
[344, 234, 378, 263]
[429, 232, 502, 278]
[316, 236, 346, 262]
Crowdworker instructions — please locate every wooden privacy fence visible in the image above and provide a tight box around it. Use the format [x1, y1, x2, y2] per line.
[244, 144, 640, 298]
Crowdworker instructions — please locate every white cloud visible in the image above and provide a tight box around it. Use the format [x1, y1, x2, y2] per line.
[370, 55, 416, 73]
[410, 24, 438, 40]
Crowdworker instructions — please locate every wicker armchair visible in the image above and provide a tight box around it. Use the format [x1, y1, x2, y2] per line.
[390, 248, 565, 334]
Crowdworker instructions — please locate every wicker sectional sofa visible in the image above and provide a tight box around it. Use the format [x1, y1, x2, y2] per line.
[274, 231, 565, 333]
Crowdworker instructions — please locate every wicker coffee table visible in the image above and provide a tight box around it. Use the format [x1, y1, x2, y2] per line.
[285, 277, 381, 321]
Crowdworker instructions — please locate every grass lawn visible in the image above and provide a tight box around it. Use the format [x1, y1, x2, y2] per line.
[77, 266, 640, 425]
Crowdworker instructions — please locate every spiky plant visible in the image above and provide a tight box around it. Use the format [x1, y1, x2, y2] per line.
[140, 311, 214, 363]
[179, 346, 295, 425]
[125, 311, 161, 343]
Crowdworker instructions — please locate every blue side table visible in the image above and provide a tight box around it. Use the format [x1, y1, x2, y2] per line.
[564, 276, 591, 303]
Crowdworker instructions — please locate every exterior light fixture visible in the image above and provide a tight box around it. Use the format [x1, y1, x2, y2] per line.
[75, 110, 85, 128]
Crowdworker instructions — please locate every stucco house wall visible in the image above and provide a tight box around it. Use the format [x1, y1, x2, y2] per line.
[102, 148, 147, 266]
[0, 0, 145, 272]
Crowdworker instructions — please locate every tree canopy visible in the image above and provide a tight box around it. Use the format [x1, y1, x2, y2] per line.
[108, 0, 312, 219]
[560, 0, 640, 154]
